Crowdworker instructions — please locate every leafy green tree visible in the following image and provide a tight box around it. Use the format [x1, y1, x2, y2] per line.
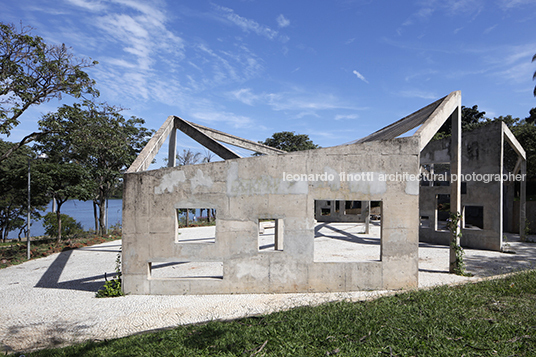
[40, 162, 93, 241]
[0, 140, 48, 242]
[42, 212, 83, 239]
[258, 131, 319, 152]
[434, 105, 489, 139]
[0, 22, 98, 162]
[37, 101, 153, 235]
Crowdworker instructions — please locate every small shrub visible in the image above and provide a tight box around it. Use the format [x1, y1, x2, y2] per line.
[96, 252, 124, 298]
[43, 212, 84, 239]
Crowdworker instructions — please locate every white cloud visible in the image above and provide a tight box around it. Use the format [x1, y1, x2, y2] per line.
[213, 4, 278, 40]
[334, 114, 359, 120]
[64, 0, 106, 11]
[276, 14, 290, 28]
[230, 88, 259, 105]
[190, 110, 254, 128]
[499, 0, 536, 9]
[353, 70, 369, 83]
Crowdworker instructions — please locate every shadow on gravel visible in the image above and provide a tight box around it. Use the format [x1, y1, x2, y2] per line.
[34, 249, 117, 292]
[3, 320, 94, 354]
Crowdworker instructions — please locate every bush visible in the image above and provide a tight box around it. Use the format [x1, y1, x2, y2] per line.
[43, 212, 84, 238]
[96, 252, 124, 298]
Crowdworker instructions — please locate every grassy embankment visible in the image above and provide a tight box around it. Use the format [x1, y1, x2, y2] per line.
[13, 269, 536, 356]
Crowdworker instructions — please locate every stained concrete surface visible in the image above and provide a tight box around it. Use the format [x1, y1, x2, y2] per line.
[2, 228, 536, 353]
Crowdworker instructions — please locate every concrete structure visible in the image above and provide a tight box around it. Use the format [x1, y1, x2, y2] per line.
[122, 91, 464, 295]
[419, 121, 526, 251]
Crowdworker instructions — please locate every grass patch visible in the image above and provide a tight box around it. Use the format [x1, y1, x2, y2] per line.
[0, 232, 121, 269]
[14, 270, 536, 356]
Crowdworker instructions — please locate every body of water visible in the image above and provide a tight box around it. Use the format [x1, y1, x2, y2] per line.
[7, 199, 123, 239]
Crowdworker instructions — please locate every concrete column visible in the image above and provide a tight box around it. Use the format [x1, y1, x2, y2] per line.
[363, 201, 370, 234]
[168, 127, 177, 168]
[449, 105, 462, 273]
[520, 159, 527, 241]
[275, 219, 284, 250]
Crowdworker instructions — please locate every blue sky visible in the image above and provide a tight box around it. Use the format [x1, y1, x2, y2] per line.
[2, 0, 536, 166]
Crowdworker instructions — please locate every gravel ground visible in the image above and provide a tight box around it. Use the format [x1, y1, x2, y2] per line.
[2, 227, 536, 354]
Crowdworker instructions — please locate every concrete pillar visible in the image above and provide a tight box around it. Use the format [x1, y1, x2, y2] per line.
[363, 201, 370, 234]
[449, 105, 462, 273]
[275, 219, 284, 250]
[168, 126, 177, 168]
[520, 159, 527, 241]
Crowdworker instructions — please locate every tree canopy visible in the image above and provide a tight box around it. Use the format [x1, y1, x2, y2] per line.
[37, 101, 153, 235]
[0, 140, 48, 242]
[258, 131, 320, 152]
[0, 22, 98, 161]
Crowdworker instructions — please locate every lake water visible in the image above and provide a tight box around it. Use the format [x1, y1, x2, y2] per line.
[7, 199, 123, 239]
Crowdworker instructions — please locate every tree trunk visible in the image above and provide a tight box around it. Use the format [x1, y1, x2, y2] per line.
[56, 209, 62, 243]
[186, 209, 189, 227]
[99, 199, 106, 236]
[93, 200, 99, 233]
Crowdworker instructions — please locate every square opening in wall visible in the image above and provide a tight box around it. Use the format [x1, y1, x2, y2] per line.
[464, 206, 484, 230]
[436, 194, 450, 231]
[258, 219, 284, 251]
[433, 163, 450, 186]
[314, 200, 381, 262]
[149, 261, 223, 279]
[176, 208, 216, 243]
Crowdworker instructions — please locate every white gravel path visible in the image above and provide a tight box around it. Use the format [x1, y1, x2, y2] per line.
[2, 231, 536, 354]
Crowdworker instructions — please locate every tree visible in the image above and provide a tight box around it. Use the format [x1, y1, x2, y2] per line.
[0, 22, 98, 162]
[533, 53, 536, 97]
[434, 105, 488, 139]
[176, 149, 202, 166]
[37, 101, 153, 235]
[0, 140, 48, 242]
[258, 131, 320, 152]
[40, 162, 93, 242]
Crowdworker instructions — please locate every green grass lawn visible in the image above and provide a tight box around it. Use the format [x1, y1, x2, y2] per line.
[15, 270, 536, 356]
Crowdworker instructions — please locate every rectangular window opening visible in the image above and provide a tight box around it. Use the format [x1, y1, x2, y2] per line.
[314, 199, 381, 262]
[433, 163, 451, 186]
[176, 208, 216, 243]
[436, 194, 450, 231]
[258, 218, 284, 251]
[464, 206, 484, 230]
[149, 261, 223, 279]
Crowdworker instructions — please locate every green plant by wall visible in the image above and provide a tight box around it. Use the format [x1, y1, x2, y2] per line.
[96, 252, 124, 298]
[42, 212, 84, 238]
[446, 212, 470, 276]
[523, 218, 532, 242]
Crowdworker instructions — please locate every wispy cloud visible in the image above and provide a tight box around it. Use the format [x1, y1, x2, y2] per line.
[276, 14, 290, 28]
[334, 114, 359, 120]
[230, 88, 260, 105]
[353, 70, 369, 83]
[190, 110, 254, 128]
[499, 0, 536, 9]
[64, 0, 106, 11]
[212, 4, 278, 40]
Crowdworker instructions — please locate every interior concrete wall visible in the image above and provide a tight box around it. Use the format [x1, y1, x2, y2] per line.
[419, 121, 505, 251]
[122, 137, 421, 295]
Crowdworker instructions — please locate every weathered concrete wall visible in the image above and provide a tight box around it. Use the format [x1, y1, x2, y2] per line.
[419, 121, 505, 251]
[123, 137, 420, 295]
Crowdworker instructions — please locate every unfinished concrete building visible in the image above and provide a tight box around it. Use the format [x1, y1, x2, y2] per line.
[122, 90, 506, 295]
[419, 120, 526, 251]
